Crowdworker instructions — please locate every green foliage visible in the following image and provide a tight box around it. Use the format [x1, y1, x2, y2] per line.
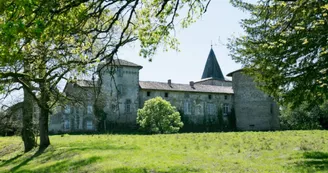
[228, 0, 328, 107]
[2, 131, 328, 172]
[137, 97, 183, 134]
[0, 0, 210, 148]
[280, 102, 328, 130]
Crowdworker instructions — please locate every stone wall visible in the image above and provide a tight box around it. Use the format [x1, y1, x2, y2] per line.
[139, 90, 233, 129]
[49, 84, 96, 133]
[231, 71, 280, 131]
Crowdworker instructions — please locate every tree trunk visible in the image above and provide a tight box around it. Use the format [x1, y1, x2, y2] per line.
[39, 81, 50, 149]
[22, 88, 36, 152]
[22, 62, 36, 152]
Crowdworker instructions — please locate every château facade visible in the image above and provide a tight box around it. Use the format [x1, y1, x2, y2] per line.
[49, 48, 280, 132]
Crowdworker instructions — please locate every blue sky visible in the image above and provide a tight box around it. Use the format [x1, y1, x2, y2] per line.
[119, 0, 250, 84]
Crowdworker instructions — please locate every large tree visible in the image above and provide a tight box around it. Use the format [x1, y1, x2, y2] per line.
[0, 0, 211, 150]
[228, 0, 328, 106]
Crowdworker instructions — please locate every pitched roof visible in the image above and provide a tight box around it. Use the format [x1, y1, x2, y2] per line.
[112, 59, 142, 68]
[98, 59, 142, 70]
[201, 48, 225, 80]
[139, 81, 233, 94]
[226, 69, 244, 77]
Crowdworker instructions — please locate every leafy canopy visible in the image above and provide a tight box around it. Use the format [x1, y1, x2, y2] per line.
[228, 0, 328, 106]
[0, 0, 210, 148]
[137, 97, 183, 134]
[280, 101, 328, 130]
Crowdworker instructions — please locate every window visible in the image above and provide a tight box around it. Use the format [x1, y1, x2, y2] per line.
[184, 101, 191, 115]
[76, 106, 80, 115]
[184, 93, 190, 98]
[147, 91, 151, 97]
[86, 121, 93, 130]
[164, 92, 169, 98]
[223, 103, 229, 115]
[64, 119, 70, 130]
[207, 103, 215, 115]
[208, 95, 212, 100]
[117, 68, 123, 77]
[111, 104, 117, 112]
[87, 105, 93, 114]
[224, 95, 228, 100]
[64, 105, 70, 114]
[76, 115, 80, 129]
[196, 105, 202, 115]
[125, 99, 131, 113]
[117, 84, 123, 95]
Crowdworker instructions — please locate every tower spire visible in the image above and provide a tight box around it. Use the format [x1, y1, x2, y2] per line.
[201, 48, 225, 80]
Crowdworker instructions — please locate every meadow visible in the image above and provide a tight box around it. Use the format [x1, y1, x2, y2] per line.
[1, 131, 328, 173]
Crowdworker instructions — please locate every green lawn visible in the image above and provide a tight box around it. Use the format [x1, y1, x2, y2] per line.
[1, 131, 328, 173]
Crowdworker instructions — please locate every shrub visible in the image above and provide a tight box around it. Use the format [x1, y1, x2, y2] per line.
[137, 97, 183, 134]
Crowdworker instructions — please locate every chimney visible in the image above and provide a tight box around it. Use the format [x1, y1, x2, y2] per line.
[168, 79, 172, 86]
[190, 81, 195, 88]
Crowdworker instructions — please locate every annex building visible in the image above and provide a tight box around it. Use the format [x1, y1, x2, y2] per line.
[49, 48, 280, 132]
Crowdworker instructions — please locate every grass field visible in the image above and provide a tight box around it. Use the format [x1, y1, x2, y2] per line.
[1, 131, 328, 173]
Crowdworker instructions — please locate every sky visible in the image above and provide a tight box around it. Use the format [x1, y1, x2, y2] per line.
[118, 0, 250, 84]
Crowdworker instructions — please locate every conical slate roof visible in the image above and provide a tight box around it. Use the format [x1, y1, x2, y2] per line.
[201, 48, 225, 80]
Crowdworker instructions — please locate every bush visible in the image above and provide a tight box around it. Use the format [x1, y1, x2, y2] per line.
[137, 97, 183, 134]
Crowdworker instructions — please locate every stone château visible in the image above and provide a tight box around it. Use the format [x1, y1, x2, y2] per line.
[49, 48, 280, 132]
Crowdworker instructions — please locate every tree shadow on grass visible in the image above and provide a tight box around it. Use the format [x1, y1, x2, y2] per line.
[14, 156, 102, 173]
[0, 153, 23, 167]
[293, 151, 328, 172]
[10, 147, 48, 172]
[3, 143, 139, 172]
